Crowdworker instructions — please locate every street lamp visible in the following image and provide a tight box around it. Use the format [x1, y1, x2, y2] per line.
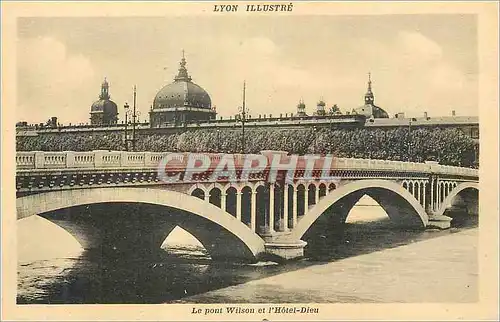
[237, 81, 248, 154]
[123, 86, 139, 152]
[131, 85, 137, 152]
[134, 109, 141, 148]
[408, 118, 412, 162]
[124, 102, 130, 151]
[313, 126, 318, 154]
[216, 129, 221, 152]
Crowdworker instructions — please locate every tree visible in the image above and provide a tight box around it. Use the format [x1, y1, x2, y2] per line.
[328, 104, 341, 115]
[15, 126, 478, 168]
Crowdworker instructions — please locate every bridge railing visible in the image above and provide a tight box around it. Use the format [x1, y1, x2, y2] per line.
[16, 150, 479, 178]
[334, 158, 429, 172]
[16, 151, 172, 170]
[16, 152, 36, 168]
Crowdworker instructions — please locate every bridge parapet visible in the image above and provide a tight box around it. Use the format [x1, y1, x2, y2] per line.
[17, 151, 172, 170]
[16, 150, 478, 179]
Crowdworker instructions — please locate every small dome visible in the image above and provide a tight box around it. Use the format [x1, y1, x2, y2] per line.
[90, 78, 119, 125]
[153, 54, 211, 110]
[91, 99, 118, 114]
[91, 77, 117, 114]
[372, 105, 389, 118]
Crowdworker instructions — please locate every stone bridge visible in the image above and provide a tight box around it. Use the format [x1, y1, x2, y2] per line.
[16, 150, 479, 262]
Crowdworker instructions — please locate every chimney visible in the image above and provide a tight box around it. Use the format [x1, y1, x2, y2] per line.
[424, 112, 428, 119]
[452, 110, 456, 116]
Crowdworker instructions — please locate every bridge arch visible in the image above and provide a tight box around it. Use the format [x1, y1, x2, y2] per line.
[17, 188, 266, 262]
[437, 182, 479, 217]
[223, 182, 243, 192]
[291, 179, 429, 240]
[208, 186, 222, 207]
[307, 183, 317, 205]
[252, 181, 266, 192]
[207, 182, 225, 192]
[190, 187, 205, 200]
[187, 184, 209, 195]
[318, 183, 327, 198]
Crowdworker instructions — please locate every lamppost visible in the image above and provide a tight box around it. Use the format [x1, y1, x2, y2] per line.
[237, 81, 248, 154]
[216, 129, 221, 152]
[408, 118, 412, 161]
[123, 102, 131, 151]
[313, 126, 318, 154]
[132, 85, 137, 152]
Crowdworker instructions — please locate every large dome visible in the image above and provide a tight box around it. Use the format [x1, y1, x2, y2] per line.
[153, 81, 211, 109]
[153, 55, 211, 110]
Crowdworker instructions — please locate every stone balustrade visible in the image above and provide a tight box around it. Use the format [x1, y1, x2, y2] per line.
[15, 150, 479, 178]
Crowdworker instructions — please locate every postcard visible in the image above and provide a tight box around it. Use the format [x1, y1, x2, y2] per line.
[2, 1, 498, 321]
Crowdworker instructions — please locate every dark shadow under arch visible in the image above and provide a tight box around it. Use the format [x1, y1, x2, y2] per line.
[292, 179, 429, 241]
[17, 188, 266, 262]
[437, 182, 479, 218]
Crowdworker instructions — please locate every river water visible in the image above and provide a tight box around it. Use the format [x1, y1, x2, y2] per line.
[17, 198, 478, 304]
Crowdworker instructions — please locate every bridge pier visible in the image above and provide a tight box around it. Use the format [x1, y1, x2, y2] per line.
[258, 191, 362, 261]
[259, 230, 307, 261]
[264, 240, 308, 261]
[426, 214, 453, 229]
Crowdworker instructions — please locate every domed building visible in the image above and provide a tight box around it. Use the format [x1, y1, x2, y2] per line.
[296, 99, 307, 117]
[149, 53, 216, 128]
[315, 99, 326, 116]
[352, 73, 389, 119]
[90, 78, 118, 125]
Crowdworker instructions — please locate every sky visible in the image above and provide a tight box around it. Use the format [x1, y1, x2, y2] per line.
[16, 14, 478, 125]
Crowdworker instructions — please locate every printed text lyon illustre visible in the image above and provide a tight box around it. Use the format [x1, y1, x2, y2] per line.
[214, 3, 294, 12]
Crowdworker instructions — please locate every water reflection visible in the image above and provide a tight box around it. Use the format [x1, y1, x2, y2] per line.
[17, 246, 286, 304]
